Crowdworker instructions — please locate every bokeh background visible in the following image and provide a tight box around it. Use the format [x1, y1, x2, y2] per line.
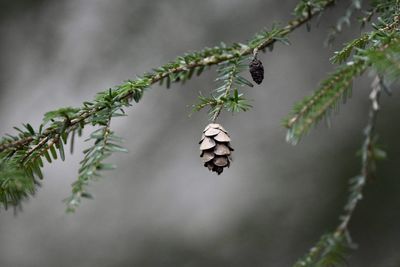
[0, 1, 399, 266]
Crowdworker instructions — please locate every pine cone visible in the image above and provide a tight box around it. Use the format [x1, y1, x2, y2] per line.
[199, 123, 234, 175]
[249, 58, 264, 84]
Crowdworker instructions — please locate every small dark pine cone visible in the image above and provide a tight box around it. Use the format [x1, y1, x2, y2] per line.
[199, 123, 234, 175]
[249, 58, 264, 84]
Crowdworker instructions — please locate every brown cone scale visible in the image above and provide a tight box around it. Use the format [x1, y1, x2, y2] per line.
[199, 123, 234, 175]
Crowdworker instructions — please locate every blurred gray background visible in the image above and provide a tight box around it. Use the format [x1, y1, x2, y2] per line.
[0, 1, 399, 266]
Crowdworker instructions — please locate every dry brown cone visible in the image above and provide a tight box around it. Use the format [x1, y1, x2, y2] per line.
[249, 58, 264, 85]
[199, 123, 234, 175]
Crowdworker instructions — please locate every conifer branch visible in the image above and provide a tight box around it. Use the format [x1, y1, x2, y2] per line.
[0, 160, 37, 210]
[65, 90, 128, 212]
[194, 56, 253, 122]
[0, 0, 337, 210]
[284, 16, 400, 144]
[284, 60, 368, 144]
[362, 36, 400, 82]
[293, 75, 385, 267]
[335, 77, 383, 235]
[0, 0, 334, 154]
[210, 59, 240, 122]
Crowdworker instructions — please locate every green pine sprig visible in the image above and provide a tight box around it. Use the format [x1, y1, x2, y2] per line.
[193, 56, 253, 121]
[293, 74, 386, 267]
[0, 160, 37, 210]
[284, 60, 368, 144]
[284, 17, 399, 144]
[65, 89, 128, 212]
[362, 36, 400, 82]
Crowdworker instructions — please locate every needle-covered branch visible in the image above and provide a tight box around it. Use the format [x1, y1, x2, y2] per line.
[64, 90, 128, 212]
[0, 0, 334, 154]
[193, 56, 253, 122]
[293, 75, 386, 267]
[284, 17, 400, 144]
[0, 0, 336, 210]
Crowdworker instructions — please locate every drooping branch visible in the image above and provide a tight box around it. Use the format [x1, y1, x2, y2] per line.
[293, 75, 386, 267]
[285, 60, 368, 144]
[284, 16, 400, 144]
[64, 99, 127, 212]
[334, 75, 384, 235]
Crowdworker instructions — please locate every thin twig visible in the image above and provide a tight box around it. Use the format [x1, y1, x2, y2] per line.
[293, 75, 384, 266]
[21, 136, 51, 163]
[335, 75, 382, 237]
[211, 61, 237, 122]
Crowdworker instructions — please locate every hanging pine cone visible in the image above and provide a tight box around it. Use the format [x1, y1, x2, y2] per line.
[199, 123, 234, 175]
[249, 58, 264, 84]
